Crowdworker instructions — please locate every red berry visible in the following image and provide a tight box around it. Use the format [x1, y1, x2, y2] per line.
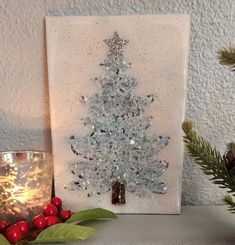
[0, 220, 9, 233]
[16, 221, 30, 235]
[60, 210, 71, 221]
[33, 215, 46, 230]
[51, 197, 62, 209]
[45, 216, 59, 227]
[43, 203, 58, 216]
[6, 224, 22, 243]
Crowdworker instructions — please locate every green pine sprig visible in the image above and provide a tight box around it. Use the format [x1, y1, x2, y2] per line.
[226, 142, 235, 155]
[182, 121, 235, 193]
[182, 121, 235, 212]
[217, 47, 235, 71]
[223, 195, 235, 213]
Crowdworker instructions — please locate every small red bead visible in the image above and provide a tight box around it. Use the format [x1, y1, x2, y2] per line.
[16, 221, 30, 235]
[43, 203, 58, 217]
[45, 216, 59, 227]
[51, 197, 63, 209]
[60, 210, 71, 221]
[33, 215, 46, 230]
[6, 224, 23, 243]
[0, 220, 9, 233]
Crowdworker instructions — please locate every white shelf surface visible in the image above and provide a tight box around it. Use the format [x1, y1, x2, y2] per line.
[45, 206, 235, 245]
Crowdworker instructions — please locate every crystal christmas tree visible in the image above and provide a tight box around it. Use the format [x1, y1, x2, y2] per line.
[69, 32, 170, 204]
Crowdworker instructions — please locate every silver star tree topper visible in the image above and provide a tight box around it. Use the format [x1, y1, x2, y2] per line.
[103, 31, 129, 55]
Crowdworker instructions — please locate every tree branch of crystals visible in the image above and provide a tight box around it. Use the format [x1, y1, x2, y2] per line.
[69, 32, 171, 201]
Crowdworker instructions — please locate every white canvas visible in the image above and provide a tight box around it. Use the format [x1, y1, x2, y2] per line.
[46, 15, 189, 214]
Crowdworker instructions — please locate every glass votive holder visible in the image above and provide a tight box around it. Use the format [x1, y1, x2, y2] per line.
[0, 151, 53, 223]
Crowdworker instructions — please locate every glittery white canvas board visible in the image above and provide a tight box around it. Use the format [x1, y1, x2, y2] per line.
[46, 15, 189, 214]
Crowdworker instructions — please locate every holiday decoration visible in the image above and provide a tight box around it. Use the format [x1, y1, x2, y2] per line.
[217, 46, 235, 71]
[0, 196, 116, 244]
[0, 151, 53, 223]
[32, 215, 46, 230]
[60, 210, 71, 221]
[182, 44, 235, 213]
[182, 122, 235, 212]
[43, 204, 59, 217]
[47, 15, 189, 213]
[69, 31, 171, 202]
[0, 220, 9, 233]
[51, 197, 62, 209]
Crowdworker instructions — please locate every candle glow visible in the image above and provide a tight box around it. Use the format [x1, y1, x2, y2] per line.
[0, 151, 53, 223]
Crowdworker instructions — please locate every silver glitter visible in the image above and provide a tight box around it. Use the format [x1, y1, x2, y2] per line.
[103, 32, 129, 56]
[80, 96, 88, 103]
[68, 32, 170, 198]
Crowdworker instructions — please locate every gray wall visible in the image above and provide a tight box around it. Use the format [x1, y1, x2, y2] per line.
[0, 0, 234, 205]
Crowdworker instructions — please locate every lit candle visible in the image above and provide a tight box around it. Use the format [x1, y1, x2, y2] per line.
[0, 151, 53, 223]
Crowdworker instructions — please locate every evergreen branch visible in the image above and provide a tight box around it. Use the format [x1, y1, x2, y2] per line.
[226, 142, 235, 155]
[217, 47, 235, 71]
[182, 121, 235, 194]
[223, 195, 235, 213]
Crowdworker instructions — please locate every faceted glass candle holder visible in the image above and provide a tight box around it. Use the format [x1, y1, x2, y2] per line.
[0, 151, 53, 223]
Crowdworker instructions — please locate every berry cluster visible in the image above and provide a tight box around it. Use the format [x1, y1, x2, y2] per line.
[0, 197, 71, 243]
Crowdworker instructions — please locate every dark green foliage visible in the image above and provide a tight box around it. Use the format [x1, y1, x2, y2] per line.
[226, 142, 235, 155]
[223, 195, 235, 213]
[182, 121, 235, 212]
[182, 121, 235, 192]
[218, 47, 235, 71]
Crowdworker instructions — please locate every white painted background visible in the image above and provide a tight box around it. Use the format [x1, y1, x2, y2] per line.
[0, 0, 234, 205]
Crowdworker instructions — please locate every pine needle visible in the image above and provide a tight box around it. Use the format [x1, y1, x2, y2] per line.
[223, 195, 235, 213]
[217, 47, 235, 71]
[226, 142, 235, 155]
[182, 121, 235, 193]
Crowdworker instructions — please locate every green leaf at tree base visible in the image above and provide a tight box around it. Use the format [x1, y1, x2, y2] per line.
[0, 234, 11, 245]
[66, 208, 117, 224]
[29, 223, 95, 243]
